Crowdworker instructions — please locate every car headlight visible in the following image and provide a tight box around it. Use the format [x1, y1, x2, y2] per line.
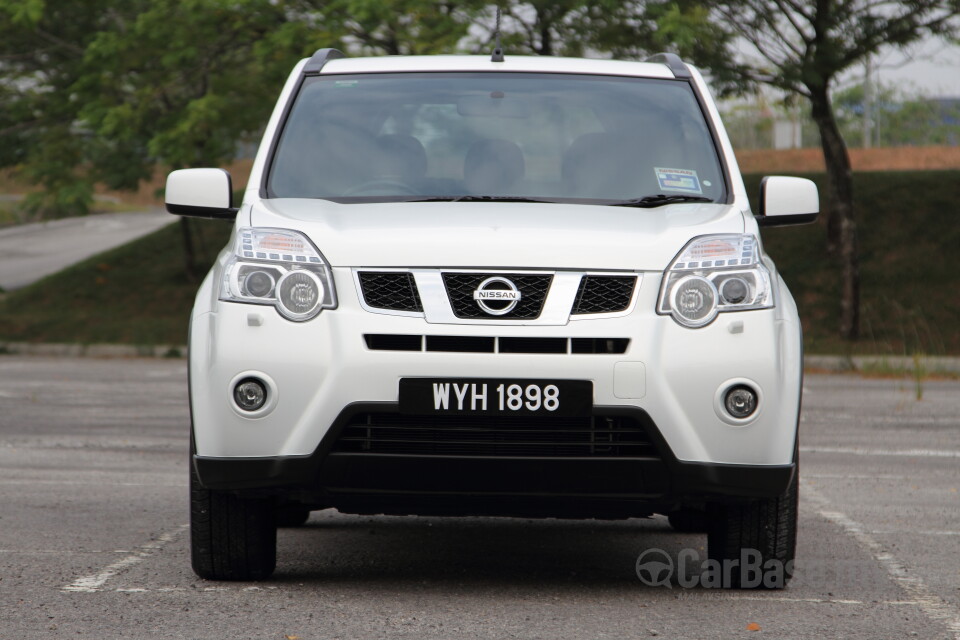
[219, 227, 337, 321]
[657, 234, 773, 328]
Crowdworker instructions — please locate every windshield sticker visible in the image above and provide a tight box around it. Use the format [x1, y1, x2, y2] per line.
[655, 168, 703, 194]
[334, 80, 359, 88]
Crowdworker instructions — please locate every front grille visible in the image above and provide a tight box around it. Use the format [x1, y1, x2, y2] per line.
[358, 272, 422, 312]
[364, 335, 629, 354]
[333, 412, 660, 458]
[572, 276, 637, 314]
[442, 273, 552, 319]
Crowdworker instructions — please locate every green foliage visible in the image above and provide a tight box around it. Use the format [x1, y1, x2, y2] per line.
[329, 0, 482, 55]
[0, 0, 337, 217]
[0, 0, 112, 218]
[77, 0, 323, 178]
[0, 0, 45, 26]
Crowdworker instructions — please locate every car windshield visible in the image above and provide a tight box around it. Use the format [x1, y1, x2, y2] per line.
[267, 72, 727, 205]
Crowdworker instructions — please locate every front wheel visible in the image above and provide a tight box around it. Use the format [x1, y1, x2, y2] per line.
[190, 458, 277, 581]
[276, 505, 311, 528]
[667, 508, 709, 533]
[706, 470, 798, 589]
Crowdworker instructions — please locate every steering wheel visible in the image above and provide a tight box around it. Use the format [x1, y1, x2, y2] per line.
[342, 179, 419, 197]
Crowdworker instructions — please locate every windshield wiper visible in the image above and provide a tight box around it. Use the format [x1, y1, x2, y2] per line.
[608, 194, 713, 208]
[408, 195, 557, 204]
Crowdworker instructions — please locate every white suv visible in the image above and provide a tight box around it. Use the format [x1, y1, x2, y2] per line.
[166, 49, 818, 586]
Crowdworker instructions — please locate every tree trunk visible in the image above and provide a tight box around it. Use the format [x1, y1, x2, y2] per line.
[538, 17, 553, 55]
[809, 86, 860, 341]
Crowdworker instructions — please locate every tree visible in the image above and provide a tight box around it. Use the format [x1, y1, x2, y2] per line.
[0, 1, 475, 222]
[0, 0, 115, 218]
[320, 0, 483, 55]
[0, 0, 337, 275]
[469, 1, 744, 92]
[713, 0, 960, 341]
[76, 0, 335, 180]
[76, 0, 335, 279]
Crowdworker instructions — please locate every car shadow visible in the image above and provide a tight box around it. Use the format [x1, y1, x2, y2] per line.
[270, 510, 706, 590]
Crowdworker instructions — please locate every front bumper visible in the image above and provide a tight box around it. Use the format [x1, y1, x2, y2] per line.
[189, 267, 803, 509]
[195, 404, 796, 516]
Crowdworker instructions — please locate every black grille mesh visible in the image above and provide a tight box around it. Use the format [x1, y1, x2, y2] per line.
[333, 413, 659, 458]
[572, 276, 637, 314]
[358, 272, 423, 312]
[443, 273, 552, 319]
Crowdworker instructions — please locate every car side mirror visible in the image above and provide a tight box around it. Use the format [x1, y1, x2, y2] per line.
[756, 176, 819, 227]
[165, 168, 239, 220]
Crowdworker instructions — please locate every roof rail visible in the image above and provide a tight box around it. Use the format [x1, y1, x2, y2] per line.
[645, 52, 691, 79]
[303, 48, 346, 75]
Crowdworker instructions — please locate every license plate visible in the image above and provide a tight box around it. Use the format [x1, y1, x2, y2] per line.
[399, 378, 592, 417]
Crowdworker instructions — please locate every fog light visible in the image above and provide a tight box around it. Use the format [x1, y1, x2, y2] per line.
[234, 378, 267, 412]
[724, 385, 757, 419]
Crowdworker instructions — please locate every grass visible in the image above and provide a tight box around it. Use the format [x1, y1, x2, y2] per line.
[0, 220, 231, 345]
[750, 170, 960, 356]
[0, 199, 20, 227]
[0, 170, 958, 353]
[0, 195, 150, 228]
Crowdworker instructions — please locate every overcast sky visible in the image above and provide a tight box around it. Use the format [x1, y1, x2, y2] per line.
[856, 38, 960, 97]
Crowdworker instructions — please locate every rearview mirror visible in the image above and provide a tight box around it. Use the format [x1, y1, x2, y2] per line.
[457, 93, 532, 118]
[756, 176, 819, 227]
[165, 168, 238, 220]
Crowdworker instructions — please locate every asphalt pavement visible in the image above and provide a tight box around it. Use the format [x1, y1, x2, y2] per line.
[0, 210, 173, 291]
[0, 357, 958, 639]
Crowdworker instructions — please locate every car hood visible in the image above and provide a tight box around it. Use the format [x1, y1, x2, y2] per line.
[249, 199, 746, 271]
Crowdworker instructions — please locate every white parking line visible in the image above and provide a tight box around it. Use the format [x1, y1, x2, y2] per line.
[113, 585, 280, 593]
[0, 549, 134, 555]
[805, 473, 915, 479]
[717, 595, 915, 606]
[801, 412, 958, 426]
[869, 530, 960, 537]
[801, 446, 960, 458]
[62, 525, 188, 593]
[1, 479, 186, 488]
[803, 482, 960, 639]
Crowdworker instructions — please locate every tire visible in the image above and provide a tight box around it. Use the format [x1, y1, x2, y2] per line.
[276, 505, 311, 528]
[706, 470, 798, 589]
[190, 456, 277, 581]
[668, 508, 709, 533]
